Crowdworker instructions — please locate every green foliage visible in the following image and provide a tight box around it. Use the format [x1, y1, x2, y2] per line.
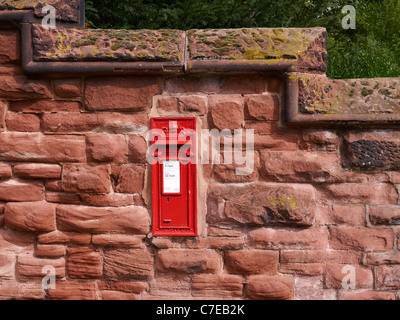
[86, 0, 400, 79]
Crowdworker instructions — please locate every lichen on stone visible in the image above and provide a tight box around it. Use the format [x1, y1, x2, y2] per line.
[32, 25, 185, 62]
[296, 74, 400, 115]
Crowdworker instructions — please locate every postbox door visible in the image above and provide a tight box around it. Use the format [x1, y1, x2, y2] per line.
[151, 117, 197, 237]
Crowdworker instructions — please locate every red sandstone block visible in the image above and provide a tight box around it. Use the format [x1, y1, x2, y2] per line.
[246, 275, 294, 300]
[325, 264, 373, 289]
[154, 95, 179, 112]
[299, 130, 339, 152]
[244, 94, 279, 121]
[316, 203, 365, 226]
[248, 227, 328, 250]
[280, 251, 326, 264]
[128, 135, 148, 164]
[191, 274, 244, 298]
[35, 244, 66, 258]
[221, 76, 266, 94]
[329, 226, 394, 251]
[62, 164, 111, 194]
[0, 163, 12, 179]
[0, 180, 44, 202]
[339, 290, 396, 301]
[0, 133, 86, 163]
[0, 29, 20, 64]
[4, 201, 56, 232]
[183, 236, 245, 250]
[86, 134, 128, 163]
[366, 251, 400, 265]
[16, 253, 65, 279]
[42, 112, 148, 134]
[48, 281, 96, 300]
[5, 112, 40, 132]
[279, 263, 324, 276]
[67, 246, 102, 279]
[165, 76, 221, 94]
[260, 151, 340, 183]
[53, 78, 82, 99]
[369, 206, 400, 225]
[45, 192, 81, 204]
[14, 164, 62, 179]
[0, 77, 52, 100]
[209, 95, 244, 130]
[318, 183, 398, 205]
[245, 122, 300, 135]
[376, 266, 400, 289]
[96, 280, 148, 294]
[37, 230, 91, 245]
[85, 77, 162, 112]
[267, 77, 281, 94]
[156, 249, 221, 274]
[56, 205, 150, 235]
[9, 100, 81, 113]
[111, 164, 145, 193]
[178, 95, 207, 115]
[92, 234, 144, 248]
[224, 250, 278, 275]
[103, 248, 154, 280]
[0, 281, 45, 300]
[80, 193, 133, 207]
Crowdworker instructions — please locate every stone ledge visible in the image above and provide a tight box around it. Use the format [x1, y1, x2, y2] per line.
[24, 25, 327, 74]
[286, 74, 400, 126]
[0, 0, 84, 27]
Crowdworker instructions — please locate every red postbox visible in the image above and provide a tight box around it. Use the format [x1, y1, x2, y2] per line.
[150, 117, 197, 237]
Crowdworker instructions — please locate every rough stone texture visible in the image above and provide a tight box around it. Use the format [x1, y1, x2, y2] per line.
[246, 275, 294, 300]
[296, 74, 400, 116]
[329, 227, 394, 251]
[0, 180, 44, 202]
[4, 201, 56, 232]
[0, 30, 20, 64]
[86, 134, 127, 163]
[67, 246, 102, 279]
[111, 165, 146, 193]
[85, 77, 162, 112]
[369, 206, 400, 225]
[343, 131, 400, 170]
[56, 205, 150, 235]
[191, 274, 244, 298]
[14, 164, 62, 179]
[42, 113, 148, 135]
[208, 183, 316, 227]
[209, 95, 244, 130]
[248, 228, 328, 250]
[0, 0, 83, 24]
[260, 151, 340, 183]
[188, 28, 327, 72]
[244, 94, 279, 121]
[53, 78, 82, 99]
[156, 249, 221, 274]
[325, 264, 373, 289]
[0, 133, 86, 163]
[104, 248, 154, 280]
[33, 26, 185, 62]
[62, 164, 111, 194]
[224, 250, 278, 275]
[16, 253, 65, 279]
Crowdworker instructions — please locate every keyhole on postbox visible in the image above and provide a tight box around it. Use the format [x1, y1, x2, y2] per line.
[167, 197, 170, 203]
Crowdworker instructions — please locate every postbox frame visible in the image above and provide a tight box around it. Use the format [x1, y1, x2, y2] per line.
[151, 117, 197, 237]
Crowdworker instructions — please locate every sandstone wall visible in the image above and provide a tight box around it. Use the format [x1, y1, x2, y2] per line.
[0, 2, 400, 301]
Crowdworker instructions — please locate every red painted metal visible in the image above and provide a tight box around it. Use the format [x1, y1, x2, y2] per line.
[151, 117, 197, 237]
